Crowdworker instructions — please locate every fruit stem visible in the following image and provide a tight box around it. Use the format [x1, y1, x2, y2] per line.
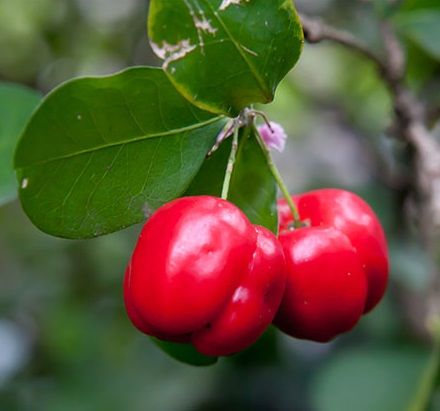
[253, 125, 302, 228]
[221, 125, 239, 200]
[408, 317, 440, 411]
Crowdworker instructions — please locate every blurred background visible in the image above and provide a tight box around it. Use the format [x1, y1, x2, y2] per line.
[1, 0, 439, 410]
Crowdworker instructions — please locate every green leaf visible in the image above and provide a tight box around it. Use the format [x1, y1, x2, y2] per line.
[186, 126, 278, 232]
[312, 347, 430, 411]
[152, 338, 218, 367]
[229, 127, 278, 232]
[185, 130, 232, 197]
[400, 0, 440, 12]
[394, 11, 440, 60]
[15, 67, 226, 239]
[0, 84, 41, 206]
[230, 326, 280, 366]
[408, 330, 440, 411]
[148, 0, 303, 116]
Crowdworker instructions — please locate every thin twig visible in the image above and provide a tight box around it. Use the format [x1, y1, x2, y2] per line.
[300, 14, 386, 75]
[380, 20, 405, 82]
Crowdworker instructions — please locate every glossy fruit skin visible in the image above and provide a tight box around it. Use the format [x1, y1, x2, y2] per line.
[274, 227, 367, 342]
[278, 189, 389, 313]
[192, 225, 286, 356]
[124, 196, 286, 356]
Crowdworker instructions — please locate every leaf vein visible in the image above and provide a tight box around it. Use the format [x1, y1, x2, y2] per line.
[18, 116, 223, 168]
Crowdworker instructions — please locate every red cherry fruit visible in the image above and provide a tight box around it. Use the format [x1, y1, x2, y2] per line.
[278, 189, 389, 313]
[274, 227, 367, 342]
[124, 196, 286, 356]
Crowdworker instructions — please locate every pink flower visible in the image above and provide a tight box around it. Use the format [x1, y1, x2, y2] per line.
[258, 122, 287, 152]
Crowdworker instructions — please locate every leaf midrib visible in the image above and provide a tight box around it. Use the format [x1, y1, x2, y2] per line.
[203, 0, 272, 101]
[16, 116, 224, 169]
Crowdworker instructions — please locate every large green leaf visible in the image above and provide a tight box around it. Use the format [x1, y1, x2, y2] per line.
[148, 0, 303, 116]
[186, 126, 278, 232]
[394, 10, 440, 60]
[0, 84, 41, 206]
[15, 67, 226, 239]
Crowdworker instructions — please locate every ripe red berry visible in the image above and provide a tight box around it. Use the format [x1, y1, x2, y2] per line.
[124, 196, 286, 356]
[274, 227, 367, 342]
[278, 189, 389, 313]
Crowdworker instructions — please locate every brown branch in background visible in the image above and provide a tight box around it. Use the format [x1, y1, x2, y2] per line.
[300, 13, 440, 336]
[379, 21, 405, 82]
[427, 106, 440, 127]
[299, 14, 386, 71]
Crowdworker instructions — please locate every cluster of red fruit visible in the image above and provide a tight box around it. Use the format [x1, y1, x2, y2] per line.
[124, 189, 389, 357]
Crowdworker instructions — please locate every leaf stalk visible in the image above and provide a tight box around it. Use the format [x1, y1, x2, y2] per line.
[221, 124, 239, 200]
[253, 124, 302, 228]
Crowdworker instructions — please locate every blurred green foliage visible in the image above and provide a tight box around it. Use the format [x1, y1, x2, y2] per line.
[0, 84, 41, 206]
[0, 0, 439, 410]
